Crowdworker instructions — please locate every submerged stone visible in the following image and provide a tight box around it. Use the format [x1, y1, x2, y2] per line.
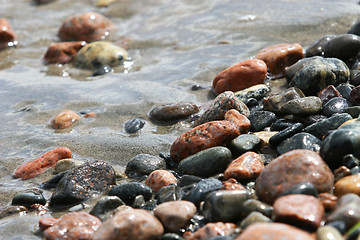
[149, 102, 199, 123]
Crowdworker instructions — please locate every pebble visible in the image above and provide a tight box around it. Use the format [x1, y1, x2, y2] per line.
[178, 146, 232, 177]
[0, 18, 17, 50]
[327, 193, 360, 229]
[51, 110, 81, 129]
[334, 166, 352, 182]
[149, 102, 199, 123]
[277, 132, 322, 155]
[50, 161, 116, 206]
[42, 212, 101, 240]
[317, 85, 343, 104]
[12, 189, 46, 208]
[322, 97, 350, 117]
[305, 35, 335, 57]
[248, 110, 277, 132]
[279, 96, 322, 116]
[145, 170, 177, 192]
[349, 85, 360, 105]
[13, 147, 72, 180]
[54, 158, 84, 173]
[288, 57, 350, 95]
[212, 59, 268, 94]
[223, 151, 264, 181]
[334, 174, 360, 197]
[304, 112, 353, 140]
[156, 184, 184, 204]
[242, 199, 273, 218]
[91, 65, 113, 77]
[92, 208, 164, 240]
[326, 221, 347, 235]
[0, 206, 27, 219]
[256, 149, 334, 204]
[89, 196, 125, 222]
[74, 41, 128, 69]
[319, 34, 360, 62]
[58, 12, 113, 42]
[278, 182, 318, 197]
[348, 21, 360, 35]
[229, 134, 261, 157]
[272, 194, 324, 231]
[337, 83, 353, 100]
[255, 43, 304, 75]
[345, 106, 360, 118]
[154, 200, 197, 232]
[303, 114, 328, 126]
[269, 122, 304, 146]
[202, 189, 252, 222]
[253, 131, 278, 146]
[239, 211, 271, 229]
[317, 226, 344, 240]
[196, 91, 250, 125]
[107, 182, 152, 205]
[221, 178, 246, 190]
[43, 41, 86, 64]
[234, 222, 314, 240]
[125, 153, 166, 179]
[185, 222, 237, 240]
[270, 118, 296, 131]
[234, 84, 271, 103]
[320, 118, 360, 169]
[183, 178, 223, 207]
[263, 87, 305, 113]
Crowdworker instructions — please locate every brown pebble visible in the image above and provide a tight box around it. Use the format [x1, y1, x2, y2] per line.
[334, 174, 360, 197]
[317, 85, 342, 105]
[256, 43, 304, 75]
[0, 18, 17, 50]
[43, 41, 86, 64]
[221, 178, 246, 190]
[318, 192, 337, 212]
[39, 217, 59, 231]
[212, 59, 267, 95]
[149, 102, 199, 123]
[349, 85, 360, 105]
[185, 222, 237, 240]
[145, 170, 177, 192]
[51, 110, 81, 129]
[334, 166, 351, 182]
[154, 200, 196, 232]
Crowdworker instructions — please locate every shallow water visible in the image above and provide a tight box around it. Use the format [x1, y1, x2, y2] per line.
[0, 0, 360, 238]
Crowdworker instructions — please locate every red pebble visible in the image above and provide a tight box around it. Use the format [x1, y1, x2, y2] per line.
[212, 59, 267, 95]
[43, 41, 86, 64]
[0, 18, 17, 50]
[13, 147, 72, 180]
[224, 109, 250, 133]
[221, 178, 246, 190]
[184, 222, 237, 240]
[39, 217, 59, 231]
[145, 170, 177, 192]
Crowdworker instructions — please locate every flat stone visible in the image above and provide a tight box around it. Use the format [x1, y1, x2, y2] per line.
[270, 118, 296, 131]
[269, 123, 304, 146]
[229, 134, 261, 157]
[336, 83, 353, 100]
[279, 97, 322, 116]
[149, 102, 199, 124]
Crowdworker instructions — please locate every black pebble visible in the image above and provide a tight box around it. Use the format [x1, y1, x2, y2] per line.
[12, 189, 46, 208]
[91, 65, 113, 77]
[108, 182, 152, 205]
[124, 118, 145, 133]
[248, 111, 277, 132]
[270, 118, 295, 131]
[269, 122, 304, 146]
[278, 182, 318, 198]
[322, 97, 350, 117]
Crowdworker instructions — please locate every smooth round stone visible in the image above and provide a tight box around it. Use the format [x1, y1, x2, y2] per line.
[124, 118, 146, 134]
[270, 118, 296, 131]
[349, 85, 360, 105]
[92, 208, 164, 240]
[91, 65, 113, 77]
[320, 118, 360, 169]
[256, 149, 334, 204]
[326, 221, 347, 234]
[234, 84, 271, 103]
[178, 146, 232, 177]
[202, 189, 252, 222]
[160, 233, 185, 240]
[279, 96, 322, 116]
[278, 182, 318, 198]
[321, 34, 360, 62]
[235, 222, 314, 240]
[288, 57, 350, 95]
[182, 178, 223, 207]
[11, 189, 46, 208]
[125, 154, 166, 179]
[305, 36, 336, 57]
[276, 132, 321, 155]
[345, 106, 360, 118]
[154, 200, 197, 232]
[348, 21, 360, 35]
[242, 199, 273, 218]
[229, 134, 261, 157]
[248, 111, 277, 132]
[51, 110, 81, 129]
[145, 170, 177, 192]
[304, 113, 352, 139]
[269, 123, 304, 146]
[316, 226, 343, 240]
[327, 194, 360, 229]
[263, 87, 305, 113]
[89, 196, 125, 222]
[74, 41, 128, 69]
[317, 85, 342, 104]
[212, 59, 267, 95]
[334, 174, 360, 197]
[54, 158, 84, 173]
[107, 182, 152, 205]
[239, 211, 271, 229]
[178, 175, 202, 188]
[156, 185, 184, 204]
[322, 97, 350, 117]
[149, 102, 199, 123]
[337, 83, 353, 100]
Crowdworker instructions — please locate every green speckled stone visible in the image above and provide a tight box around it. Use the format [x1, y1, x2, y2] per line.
[279, 96, 322, 116]
[74, 41, 128, 69]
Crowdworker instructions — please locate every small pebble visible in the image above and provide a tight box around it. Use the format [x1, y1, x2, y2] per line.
[12, 189, 46, 208]
[242, 199, 273, 218]
[156, 184, 184, 204]
[229, 134, 261, 157]
[337, 83, 353, 100]
[239, 211, 271, 229]
[270, 118, 296, 131]
[124, 118, 146, 133]
[316, 225, 343, 240]
[107, 182, 152, 205]
[89, 196, 125, 222]
[317, 85, 343, 105]
[91, 65, 113, 77]
[276, 132, 321, 155]
[145, 170, 177, 192]
[334, 174, 360, 197]
[183, 178, 223, 207]
[149, 102, 199, 123]
[349, 85, 360, 105]
[278, 182, 318, 197]
[263, 87, 305, 113]
[51, 110, 81, 129]
[234, 84, 271, 103]
[327, 193, 360, 229]
[248, 110, 277, 132]
[279, 96, 322, 116]
[326, 221, 347, 235]
[269, 122, 304, 146]
[185, 222, 237, 240]
[322, 97, 350, 117]
[54, 158, 84, 173]
[43, 41, 86, 64]
[125, 153, 166, 179]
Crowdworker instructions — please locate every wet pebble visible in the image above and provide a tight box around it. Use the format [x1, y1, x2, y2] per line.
[0, 18, 17, 50]
[89, 196, 125, 222]
[334, 174, 360, 197]
[58, 12, 113, 42]
[185, 222, 237, 240]
[124, 118, 146, 133]
[92, 208, 164, 240]
[248, 110, 277, 132]
[317, 85, 342, 104]
[154, 200, 197, 232]
[242, 199, 273, 218]
[183, 178, 223, 207]
[239, 211, 271, 229]
[51, 110, 81, 129]
[91, 65, 113, 77]
[278, 182, 318, 197]
[43, 41, 86, 64]
[270, 118, 295, 131]
[145, 170, 177, 192]
[322, 97, 350, 117]
[42, 212, 101, 240]
[149, 102, 199, 123]
[279, 96, 322, 116]
[125, 153, 166, 179]
[255, 43, 304, 75]
[344, 106, 360, 118]
[316, 226, 343, 240]
[156, 184, 184, 204]
[221, 178, 246, 190]
[327, 193, 360, 229]
[107, 182, 152, 205]
[276, 132, 321, 154]
[349, 85, 360, 105]
[234, 84, 270, 103]
[269, 122, 304, 146]
[54, 158, 84, 173]
[229, 134, 261, 157]
[212, 59, 267, 94]
[337, 83, 353, 100]
[50, 161, 116, 206]
[263, 87, 305, 113]
[12, 189, 46, 208]
[178, 146, 232, 177]
[256, 149, 334, 204]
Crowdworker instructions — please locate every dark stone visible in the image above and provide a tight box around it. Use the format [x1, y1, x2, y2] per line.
[317, 85, 342, 104]
[270, 118, 295, 131]
[182, 178, 223, 207]
[350, 71, 360, 86]
[278, 182, 318, 197]
[337, 83, 353, 100]
[89, 196, 125, 221]
[191, 84, 206, 91]
[242, 199, 273, 218]
[12, 189, 46, 208]
[156, 184, 184, 204]
[305, 35, 336, 57]
[160, 233, 185, 240]
[322, 97, 350, 117]
[347, 227, 360, 240]
[269, 123, 304, 146]
[178, 175, 202, 188]
[229, 134, 261, 157]
[150, 102, 199, 124]
[342, 154, 359, 169]
[124, 118, 146, 133]
[91, 65, 113, 77]
[349, 85, 360, 105]
[50, 161, 116, 206]
[348, 21, 360, 36]
[248, 111, 277, 132]
[277, 132, 321, 155]
[125, 154, 166, 179]
[345, 106, 360, 118]
[244, 98, 259, 108]
[40, 171, 68, 189]
[326, 221, 347, 234]
[107, 182, 152, 205]
[303, 114, 327, 127]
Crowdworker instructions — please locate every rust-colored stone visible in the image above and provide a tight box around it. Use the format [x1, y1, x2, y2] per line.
[39, 217, 59, 231]
[13, 147, 72, 180]
[212, 59, 267, 95]
[256, 43, 304, 75]
[318, 192, 337, 212]
[317, 85, 342, 105]
[0, 18, 17, 50]
[224, 151, 264, 181]
[224, 109, 250, 133]
[51, 110, 81, 129]
[43, 41, 86, 64]
[185, 222, 237, 240]
[334, 174, 360, 197]
[221, 178, 246, 190]
[145, 170, 177, 192]
[58, 12, 113, 42]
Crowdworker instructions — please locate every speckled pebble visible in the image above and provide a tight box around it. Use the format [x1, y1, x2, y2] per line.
[234, 84, 271, 103]
[145, 170, 177, 192]
[279, 96, 322, 116]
